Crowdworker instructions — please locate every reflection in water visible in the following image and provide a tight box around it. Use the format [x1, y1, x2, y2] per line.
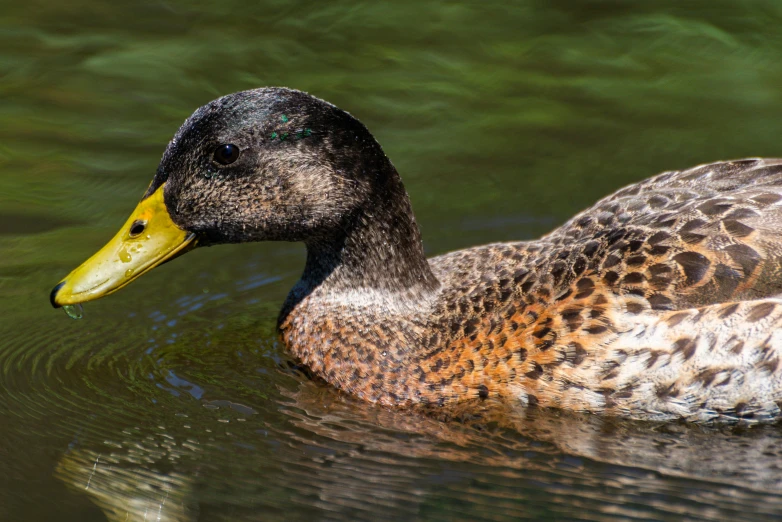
[57, 450, 197, 522]
[53, 370, 782, 521]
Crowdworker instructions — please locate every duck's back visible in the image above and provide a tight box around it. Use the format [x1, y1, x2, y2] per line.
[424, 158, 782, 422]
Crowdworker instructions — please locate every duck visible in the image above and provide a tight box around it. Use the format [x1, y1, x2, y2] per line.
[51, 87, 782, 423]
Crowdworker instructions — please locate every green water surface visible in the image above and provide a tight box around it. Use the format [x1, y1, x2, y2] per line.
[4, 1, 782, 520]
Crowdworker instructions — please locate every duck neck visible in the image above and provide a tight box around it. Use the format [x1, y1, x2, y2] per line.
[300, 178, 440, 305]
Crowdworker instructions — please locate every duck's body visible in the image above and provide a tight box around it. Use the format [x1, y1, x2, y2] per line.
[52, 88, 782, 422]
[281, 158, 782, 421]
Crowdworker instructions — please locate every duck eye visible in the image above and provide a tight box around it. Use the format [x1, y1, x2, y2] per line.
[213, 144, 240, 165]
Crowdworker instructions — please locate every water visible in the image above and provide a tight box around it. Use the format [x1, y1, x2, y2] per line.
[4, 1, 782, 520]
[62, 303, 84, 320]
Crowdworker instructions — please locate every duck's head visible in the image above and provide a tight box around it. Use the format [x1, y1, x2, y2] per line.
[51, 87, 404, 308]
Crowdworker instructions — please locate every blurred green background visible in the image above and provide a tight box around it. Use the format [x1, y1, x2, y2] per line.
[3, 1, 782, 520]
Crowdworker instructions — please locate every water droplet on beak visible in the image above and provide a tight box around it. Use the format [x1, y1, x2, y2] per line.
[119, 247, 132, 263]
[62, 303, 84, 320]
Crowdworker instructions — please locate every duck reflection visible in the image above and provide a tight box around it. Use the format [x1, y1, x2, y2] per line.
[56, 439, 198, 521]
[55, 374, 782, 521]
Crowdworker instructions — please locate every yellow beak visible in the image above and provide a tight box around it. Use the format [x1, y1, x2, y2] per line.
[50, 184, 196, 308]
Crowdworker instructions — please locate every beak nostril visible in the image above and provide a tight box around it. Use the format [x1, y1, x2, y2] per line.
[129, 220, 147, 238]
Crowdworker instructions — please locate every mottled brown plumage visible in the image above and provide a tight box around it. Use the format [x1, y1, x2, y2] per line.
[275, 147, 782, 421]
[279, 157, 782, 422]
[56, 88, 782, 422]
